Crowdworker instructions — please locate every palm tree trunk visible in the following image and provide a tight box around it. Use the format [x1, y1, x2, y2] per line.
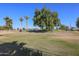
[20, 22, 22, 32]
[26, 20, 28, 31]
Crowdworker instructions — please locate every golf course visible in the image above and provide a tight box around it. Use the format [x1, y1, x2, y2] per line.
[0, 31, 79, 56]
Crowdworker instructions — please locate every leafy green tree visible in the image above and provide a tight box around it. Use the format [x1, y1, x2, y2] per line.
[60, 24, 68, 30]
[52, 12, 61, 30]
[33, 7, 60, 31]
[33, 8, 44, 29]
[4, 16, 13, 30]
[76, 17, 79, 28]
[24, 16, 29, 31]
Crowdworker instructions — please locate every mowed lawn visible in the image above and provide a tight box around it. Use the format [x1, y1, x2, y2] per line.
[0, 31, 79, 56]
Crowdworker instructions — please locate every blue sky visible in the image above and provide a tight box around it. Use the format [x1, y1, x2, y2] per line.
[0, 3, 79, 29]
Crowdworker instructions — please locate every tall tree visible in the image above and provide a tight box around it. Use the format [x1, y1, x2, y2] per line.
[33, 7, 60, 31]
[19, 17, 23, 32]
[52, 12, 61, 30]
[4, 16, 13, 30]
[76, 17, 79, 28]
[24, 16, 29, 31]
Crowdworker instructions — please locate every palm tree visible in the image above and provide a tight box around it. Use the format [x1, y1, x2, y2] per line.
[4, 16, 9, 26]
[24, 16, 29, 31]
[4, 16, 13, 30]
[19, 17, 23, 32]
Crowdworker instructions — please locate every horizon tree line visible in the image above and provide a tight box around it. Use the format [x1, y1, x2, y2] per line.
[0, 16, 29, 32]
[0, 7, 79, 32]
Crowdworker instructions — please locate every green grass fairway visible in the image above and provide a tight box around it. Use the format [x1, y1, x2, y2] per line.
[0, 31, 79, 56]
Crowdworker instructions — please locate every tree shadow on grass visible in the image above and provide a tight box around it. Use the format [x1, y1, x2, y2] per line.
[28, 30, 47, 33]
[0, 41, 42, 56]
